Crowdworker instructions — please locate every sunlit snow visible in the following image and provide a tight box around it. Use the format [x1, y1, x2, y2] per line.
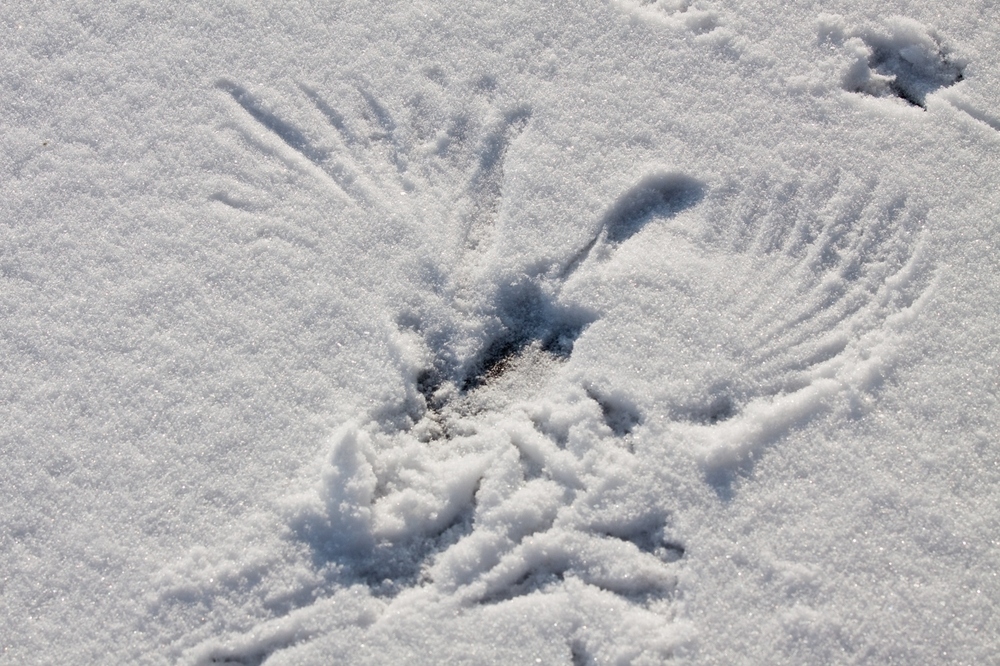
[2, 1, 999, 664]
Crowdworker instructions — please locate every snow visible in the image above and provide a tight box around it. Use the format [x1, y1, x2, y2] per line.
[2, 1, 999, 664]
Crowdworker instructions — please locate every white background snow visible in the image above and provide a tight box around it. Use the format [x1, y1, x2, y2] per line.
[2, 1, 999, 664]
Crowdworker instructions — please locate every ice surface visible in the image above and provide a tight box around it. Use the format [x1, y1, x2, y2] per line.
[2, 1, 999, 664]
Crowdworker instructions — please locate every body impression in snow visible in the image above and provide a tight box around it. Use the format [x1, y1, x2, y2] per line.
[191, 73, 936, 664]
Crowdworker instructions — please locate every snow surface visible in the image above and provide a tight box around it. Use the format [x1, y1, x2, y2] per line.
[2, 1, 999, 664]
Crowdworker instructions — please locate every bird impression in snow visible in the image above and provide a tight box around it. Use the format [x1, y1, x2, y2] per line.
[202, 71, 935, 663]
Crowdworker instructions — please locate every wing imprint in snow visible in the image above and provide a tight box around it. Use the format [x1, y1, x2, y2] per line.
[216, 79, 372, 207]
[314, 164, 935, 605]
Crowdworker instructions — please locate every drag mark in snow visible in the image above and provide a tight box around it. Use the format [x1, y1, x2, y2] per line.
[598, 514, 686, 563]
[207, 650, 271, 666]
[298, 83, 356, 144]
[207, 191, 255, 211]
[937, 89, 1000, 133]
[356, 86, 406, 172]
[584, 386, 642, 437]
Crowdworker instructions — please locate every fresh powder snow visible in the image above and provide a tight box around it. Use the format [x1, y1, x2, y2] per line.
[2, 1, 998, 664]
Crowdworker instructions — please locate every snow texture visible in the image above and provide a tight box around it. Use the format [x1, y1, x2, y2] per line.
[2, 1, 999, 665]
